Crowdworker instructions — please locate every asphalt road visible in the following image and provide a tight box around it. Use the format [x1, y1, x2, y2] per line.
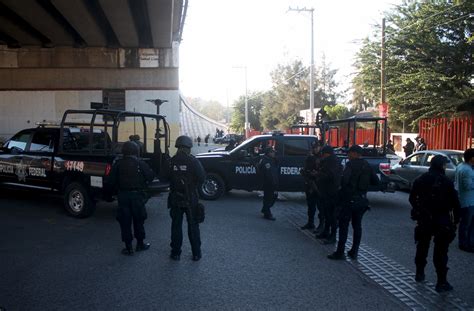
[1, 185, 473, 310]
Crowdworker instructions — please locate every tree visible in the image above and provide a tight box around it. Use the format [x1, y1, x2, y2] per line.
[314, 55, 340, 107]
[261, 60, 310, 130]
[351, 1, 473, 130]
[229, 91, 266, 133]
[324, 104, 352, 120]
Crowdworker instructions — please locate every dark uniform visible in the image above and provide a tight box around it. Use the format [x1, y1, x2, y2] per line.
[315, 146, 343, 243]
[409, 155, 460, 292]
[168, 135, 206, 261]
[300, 142, 321, 231]
[108, 141, 155, 255]
[258, 146, 279, 221]
[328, 145, 378, 260]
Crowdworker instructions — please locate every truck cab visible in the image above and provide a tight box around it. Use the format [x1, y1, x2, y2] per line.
[196, 133, 318, 200]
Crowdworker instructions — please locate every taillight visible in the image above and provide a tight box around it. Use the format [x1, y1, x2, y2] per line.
[379, 163, 391, 175]
[105, 164, 112, 176]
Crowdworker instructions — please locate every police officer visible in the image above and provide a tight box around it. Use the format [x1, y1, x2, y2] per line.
[168, 135, 206, 261]
[328, 145, 378, 260]
[259, 146, 278, 221]
[129, 134, 145, 156]
[300, 141, 322, 231]
[315, 145, 343, 244]
[409, 155, 460, 292]
[108, 141, 155, 255]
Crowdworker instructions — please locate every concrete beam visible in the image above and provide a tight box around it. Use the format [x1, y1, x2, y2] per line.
[1, 0, 74, 46]
[148, 0, 174, 47]
[0, 67, 179, 90]
[98, 0, 139, 47]
[51, 0, 107, 47]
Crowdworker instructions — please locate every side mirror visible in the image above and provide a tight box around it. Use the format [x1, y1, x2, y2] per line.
[11, 146, 23, 155]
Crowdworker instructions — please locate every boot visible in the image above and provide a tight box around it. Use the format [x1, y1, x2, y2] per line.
[314, 223, 325, 235]
[121, 243, 134, 256]
[347, 249, 358, 260]
[327, 251, 346, 260]
[136, 240, 151, 251]
[415, 266, 425, 282]
[435, 269, 453, 292]
[263, 213, 276, 221]
[300, 223, 315, 230]
[316, 231, 329, 239]
[323, 234, 337, 245]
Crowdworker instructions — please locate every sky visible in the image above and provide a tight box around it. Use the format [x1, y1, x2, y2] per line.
[179, 0, 402, 106]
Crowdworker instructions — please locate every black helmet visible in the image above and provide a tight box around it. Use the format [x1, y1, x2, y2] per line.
[320, 145, 334, 155]
[122, 141, 139, 156]
[175, 135, 193, 148]
[348, 145, 364, 154]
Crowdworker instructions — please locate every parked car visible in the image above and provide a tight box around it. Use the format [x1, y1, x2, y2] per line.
[389, 150, 463, 190]
[213, 134, 244, 144]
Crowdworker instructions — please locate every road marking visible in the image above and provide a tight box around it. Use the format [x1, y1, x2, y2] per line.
[280, 202, 473, 311]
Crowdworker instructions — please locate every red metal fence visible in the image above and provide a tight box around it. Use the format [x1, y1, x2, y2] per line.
[419, 117, 473, 151]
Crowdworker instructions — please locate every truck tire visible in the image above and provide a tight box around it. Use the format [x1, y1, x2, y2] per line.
[199, 173, 225, 200]
[64, 182, 96, 218]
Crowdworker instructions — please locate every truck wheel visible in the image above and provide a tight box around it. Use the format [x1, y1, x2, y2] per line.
[199, 173, 225, 200]
[64, 182, 96, 218]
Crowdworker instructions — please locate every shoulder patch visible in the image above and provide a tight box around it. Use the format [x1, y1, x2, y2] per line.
[265, 163, 271, 169]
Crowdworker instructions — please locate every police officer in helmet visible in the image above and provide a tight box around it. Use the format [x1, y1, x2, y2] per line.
[409, 155, 460, 292]
[258, 146, 279, 221]
[168, 135, 206, 261]
[328, 145, 378, 260]
[300, 141, 322, 231]
[108, 141, 155, 255]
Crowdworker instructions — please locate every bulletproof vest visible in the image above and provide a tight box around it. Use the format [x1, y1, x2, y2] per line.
[117, 157, 145, 190]
[170, 153, 195, 193]
[170, 153, 196, 208]
[346, 159, 371, 194]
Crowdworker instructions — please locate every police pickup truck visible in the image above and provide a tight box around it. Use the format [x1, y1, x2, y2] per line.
[196, 133, 318, 200]
[197, 117, 395, 200]
[0, 108, 170, 218]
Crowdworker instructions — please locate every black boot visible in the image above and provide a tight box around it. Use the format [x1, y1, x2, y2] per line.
[347, 249, 358, 260]
[314, 223, 324, 235]
[415, 266, 425, 282]
[121, 243, 134, 256]
[435, 269, 453, 292]
[300, 223, 315, 230]
[327, 251, 346, 260]
[136, 240, 151, 251]
[323, 234, 337, 245]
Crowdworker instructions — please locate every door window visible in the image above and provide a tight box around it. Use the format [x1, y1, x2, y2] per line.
[30, 131, 55, 153]
[423, 153, 436, 167]
[404, 153, 424, 166]
[283, 139, 309, 156]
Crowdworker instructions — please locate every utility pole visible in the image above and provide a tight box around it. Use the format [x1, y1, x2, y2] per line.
[381, 18, 386, 105]
[289, 6, 315, 129]
[232, 66, 249, 138]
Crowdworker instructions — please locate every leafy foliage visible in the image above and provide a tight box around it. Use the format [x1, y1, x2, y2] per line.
[229, 91, 266, 133]
[352, 0, 473, 130]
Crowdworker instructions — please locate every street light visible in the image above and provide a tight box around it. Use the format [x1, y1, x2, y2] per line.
[288, 7, 315, 130]
[232, 66, 249, 138]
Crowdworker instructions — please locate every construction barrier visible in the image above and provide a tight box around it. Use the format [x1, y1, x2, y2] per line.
[419, 117, 473, 151]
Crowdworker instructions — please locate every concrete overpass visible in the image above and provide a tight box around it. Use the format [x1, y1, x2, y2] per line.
[0, 0, 190, 147]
